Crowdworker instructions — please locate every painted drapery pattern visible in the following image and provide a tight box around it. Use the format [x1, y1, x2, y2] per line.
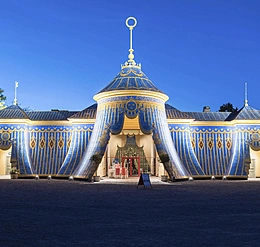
[188, 126, 233, 176]
[73, 101, 125, 177]
[170, 125, 204, 176]
[138, 101, 189, 178]
[73, 96, 189, 178]
[2, 106, 260, 179]
[1, 125, 33, 175]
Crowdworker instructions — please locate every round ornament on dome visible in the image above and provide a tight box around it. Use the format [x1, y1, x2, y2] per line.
[252, 132, 260, 141]
[1, 132, 10, 141]
[126, 101, 137, 111]
[125, 100, 138, 119]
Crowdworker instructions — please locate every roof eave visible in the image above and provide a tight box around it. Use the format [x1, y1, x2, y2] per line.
[93, 90, 169, 102]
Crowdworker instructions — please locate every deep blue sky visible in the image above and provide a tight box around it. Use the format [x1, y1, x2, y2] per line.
[0, 0, 259, 112]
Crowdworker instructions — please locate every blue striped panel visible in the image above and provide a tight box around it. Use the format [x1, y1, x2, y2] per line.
[170, 125, 204, 176]
[190, 127, 233, 175]
[58, 125, 93, 175]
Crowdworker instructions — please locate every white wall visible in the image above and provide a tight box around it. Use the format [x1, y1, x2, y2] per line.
[250, 148, 260, 178]
[0, 148, 11, 175]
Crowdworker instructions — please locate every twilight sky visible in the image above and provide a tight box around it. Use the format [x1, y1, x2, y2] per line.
[0, 0, 259, 112]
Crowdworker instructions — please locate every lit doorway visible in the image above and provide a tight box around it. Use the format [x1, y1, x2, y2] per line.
[122, 157, 140, 176]
[249, 148, 260, 178]
[0, 148, 11, 175]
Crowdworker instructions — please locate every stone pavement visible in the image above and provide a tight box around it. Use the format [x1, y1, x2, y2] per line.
[0, 178, 260, 246]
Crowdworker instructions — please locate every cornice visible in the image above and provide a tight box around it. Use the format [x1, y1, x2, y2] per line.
[190, 121, 233, 127]
[231, 120, 260, 125]
[67, 118, 96, 124]
[93, 90, 169, 102]
[0, 119, 31, 124]
[167, 119, 195, 124]
[28, 120, 72, 126]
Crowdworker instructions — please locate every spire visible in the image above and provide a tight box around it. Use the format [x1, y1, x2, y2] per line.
[14, 81, 18, 105]
[122, 17, 141, 69]
[244, 82, 248, 106]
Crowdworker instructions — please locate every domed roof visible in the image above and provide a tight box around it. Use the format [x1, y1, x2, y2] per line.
[97, 17, 165, 94]
[98, 65, 163, 93]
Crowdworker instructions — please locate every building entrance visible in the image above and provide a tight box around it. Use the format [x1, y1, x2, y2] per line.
[122, 156, 140, 176]
[0, 148, 11, 175]
[249, 148, 260, 178]
[104, 135, 152, 179]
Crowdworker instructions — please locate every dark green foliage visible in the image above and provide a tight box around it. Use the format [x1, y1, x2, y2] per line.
[159, 153, 170, 164]
[90, 154, 102, 164]
[0, 88, 6, 109]
[0, 88, 6, 102]
[219, 102, 238, 112]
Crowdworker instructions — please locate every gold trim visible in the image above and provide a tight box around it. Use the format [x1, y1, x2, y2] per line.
[190, 121, 233, 127]
[67, 118, 96, 124]
[232, 120, 260, 125]
[29, 121, 72, 126]
[167, 119, 194, 124]
[0, 119, 31, 124]
[93, 90, 169, 102]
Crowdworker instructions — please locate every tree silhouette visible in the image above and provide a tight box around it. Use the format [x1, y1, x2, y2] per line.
[0, 88, 6, 109]
[219, 102, 238, 112]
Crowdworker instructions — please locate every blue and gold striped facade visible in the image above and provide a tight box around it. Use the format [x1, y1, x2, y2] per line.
[0, 121, 94, 177]
[1, 65, 260, 180]
[1, 102, 260, 179]
[2, 16, 260, 180]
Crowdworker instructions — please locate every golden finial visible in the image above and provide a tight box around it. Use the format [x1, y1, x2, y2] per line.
[122, 17, 141, 69]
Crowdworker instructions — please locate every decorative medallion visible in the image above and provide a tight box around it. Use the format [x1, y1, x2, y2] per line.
[208, 138, 213, 150]
[39, 136, 46, 149]
[30, 136, 36, 149]
[198, 137, 204, 150]
[58, 136, 64, 149]
[0, 131, 11, 150]
[217, 137, 223, 149]
[252, 133, 260, 142]
[1, 132, 10, 141]
[125, 100, 138, 118]
[226, 138, 232, 150]
[49, 138, 55, 149]
[126, 101, 137, 111]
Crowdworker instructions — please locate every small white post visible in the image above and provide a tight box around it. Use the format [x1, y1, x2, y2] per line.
[14, 81, 19, 105]
[245, 82, 248, 106]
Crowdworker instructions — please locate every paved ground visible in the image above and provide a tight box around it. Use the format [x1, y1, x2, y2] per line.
[0, 178, 260, 246]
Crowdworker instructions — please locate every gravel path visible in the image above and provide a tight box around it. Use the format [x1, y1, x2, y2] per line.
[0, 179, 260, 246]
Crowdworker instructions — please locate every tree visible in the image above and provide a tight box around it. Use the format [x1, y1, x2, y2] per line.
[90, 154, 102, 165]
[0, 88, 6, 110]
[158, 153, 170, 164]
[219, 102, 238, 112]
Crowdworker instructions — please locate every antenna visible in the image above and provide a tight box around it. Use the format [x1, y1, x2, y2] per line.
[244, 82, 248, 106]
[14, 81, 19, 105]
